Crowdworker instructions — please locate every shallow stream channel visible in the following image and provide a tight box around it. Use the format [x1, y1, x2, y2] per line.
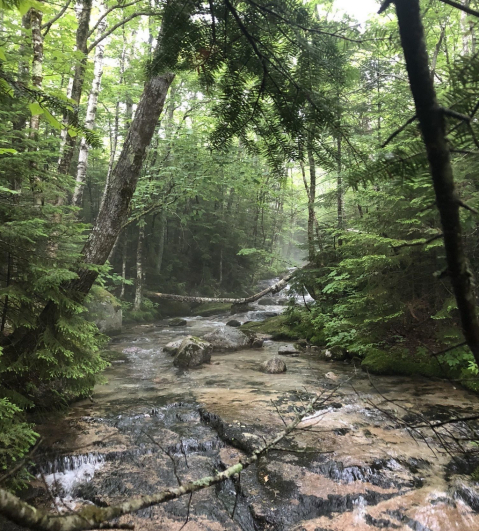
[3, 287, 479, 530]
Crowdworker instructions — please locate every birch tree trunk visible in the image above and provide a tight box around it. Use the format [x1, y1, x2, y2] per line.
[392, 0, 479, 367]
[57, 0, 92, 177]
[133, 224, 144, 310]
[156, 209, 166, 274]
[26, 5, 44, 206]
[71, 17, 107, 207]
[5, 72, 175, 358]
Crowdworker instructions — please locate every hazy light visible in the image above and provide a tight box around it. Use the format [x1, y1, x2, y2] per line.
[332, 0, 380, 24]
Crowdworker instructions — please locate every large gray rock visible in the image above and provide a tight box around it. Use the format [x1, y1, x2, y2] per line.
[173, 336, 212, 368]
[203, 327, 250, 351]
[261, 356, 286, 374]
[278, 345, 300, 357]
[86, 287, 122, 335]
[164, 338, 187, 356]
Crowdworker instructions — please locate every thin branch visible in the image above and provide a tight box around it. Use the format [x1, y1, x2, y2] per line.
[87, 1, 142, 38]
[87, 12, 155, 53]
[457, 198, 479, 214]
[381, 115, 417, 148]
[0, 389, 333, 531]
[392, 233, 443, 250]
[437, 0, 479, 18]
[42, 0, 72, 36]
[378, 0, 394, 15]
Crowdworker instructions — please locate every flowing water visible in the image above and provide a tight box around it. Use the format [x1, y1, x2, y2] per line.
[3, 289, 479, 530]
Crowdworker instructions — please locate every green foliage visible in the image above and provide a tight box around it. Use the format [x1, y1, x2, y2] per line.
[0, 392, 38, 488]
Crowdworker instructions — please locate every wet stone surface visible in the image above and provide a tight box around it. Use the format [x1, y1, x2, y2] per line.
[3, 302, 479, 530]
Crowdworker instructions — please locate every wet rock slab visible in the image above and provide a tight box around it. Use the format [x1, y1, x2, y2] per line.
[9, 319, 479, 531]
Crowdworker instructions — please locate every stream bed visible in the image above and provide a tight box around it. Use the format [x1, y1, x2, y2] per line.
[3, 297, 479, 530]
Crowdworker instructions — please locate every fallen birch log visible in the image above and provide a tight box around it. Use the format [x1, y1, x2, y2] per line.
[146, 263, 311, 305]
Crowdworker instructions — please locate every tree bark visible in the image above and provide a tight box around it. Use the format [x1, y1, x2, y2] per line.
[57, 0, 92, 177]
[71, 16, 107, 207]
[4, 73, 175, 356]
[133, 224, 144, 310]
[393, 0, 479, 367]
[156, 209, 166, 274]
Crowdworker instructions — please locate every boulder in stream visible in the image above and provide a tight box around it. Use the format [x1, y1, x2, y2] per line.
[278, 344, 300, 356]
[169, 318, 187, 327]
[164, 338, 187, 356]
[261, 356, 286, 374]
[226, 319, 241, 327]
[173, 336, 212, 368]
[203, 326, 251, 351]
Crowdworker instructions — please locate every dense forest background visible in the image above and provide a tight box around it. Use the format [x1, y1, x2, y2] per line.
[1, 0, 479, 491]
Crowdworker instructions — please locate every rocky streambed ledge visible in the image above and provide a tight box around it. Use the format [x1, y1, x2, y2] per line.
[3, 315, 479, 531]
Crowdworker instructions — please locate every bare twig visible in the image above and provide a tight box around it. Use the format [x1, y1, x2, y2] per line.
[381, 115, 417, 148]
[0, 390, 335, 530]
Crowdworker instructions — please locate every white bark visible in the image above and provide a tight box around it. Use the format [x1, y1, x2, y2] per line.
[71, 17, 107, 207]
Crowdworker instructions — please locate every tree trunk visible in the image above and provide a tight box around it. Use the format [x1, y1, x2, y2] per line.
[26, 5, 44, 206]
[393, 0, 479, 367]
[57, 0, 92, 177]
[133, 224, 144, 311]
[4, 73, 175, 356]
[72, 17, 107, 207]
[120, 235, 127, 299]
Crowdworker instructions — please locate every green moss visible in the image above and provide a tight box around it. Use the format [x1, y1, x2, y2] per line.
[191, 302, 231, 317]
[361, 347, 447, 378]
[240, 315, 300, 340]
[471, 465, 479, 482]
[89, 286, 121, 310]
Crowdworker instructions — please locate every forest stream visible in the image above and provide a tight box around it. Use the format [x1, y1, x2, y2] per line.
[2, 285, 479, 531]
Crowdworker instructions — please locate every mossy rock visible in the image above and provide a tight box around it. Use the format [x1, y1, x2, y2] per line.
[240, 315, 300, 340]
[361, 348, 445, 378]
[191, 302, 231, 317]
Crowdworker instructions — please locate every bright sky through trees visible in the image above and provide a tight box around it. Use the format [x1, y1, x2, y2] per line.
[334, 0, 379, 23]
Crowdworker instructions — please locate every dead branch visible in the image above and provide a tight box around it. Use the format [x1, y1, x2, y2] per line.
[381, 115, 417, 148]
[0, 389, 331, 531]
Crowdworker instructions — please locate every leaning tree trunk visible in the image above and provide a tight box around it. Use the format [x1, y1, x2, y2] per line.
[71, 17, 107, 207]
[391, 0, 479, 367]
[4, 72, 175, 357]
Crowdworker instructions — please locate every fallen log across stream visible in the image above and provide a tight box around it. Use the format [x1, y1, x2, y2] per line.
[146, 262, 311, 305]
